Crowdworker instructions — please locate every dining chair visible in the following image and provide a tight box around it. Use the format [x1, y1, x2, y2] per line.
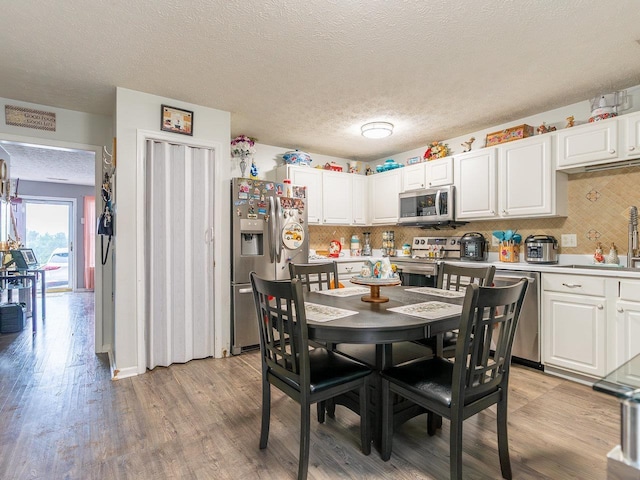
[420, 262, 496, 357]
[288, 261, 339, 292]
[250, 272, 372, 480]
[380, 278, 529, 480]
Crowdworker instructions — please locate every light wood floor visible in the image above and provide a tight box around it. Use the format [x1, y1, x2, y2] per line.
[0, 292, 620, 479]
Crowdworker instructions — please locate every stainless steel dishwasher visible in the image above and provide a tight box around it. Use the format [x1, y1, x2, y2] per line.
[493, 269, 541, 369]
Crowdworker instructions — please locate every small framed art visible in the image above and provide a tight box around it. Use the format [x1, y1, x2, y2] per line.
[161, 105, 193, 136]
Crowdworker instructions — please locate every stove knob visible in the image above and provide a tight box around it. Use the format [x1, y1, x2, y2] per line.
[450, 239, 456, 245]
[414, 239, 420, 245]
[420, 239, 425, 245]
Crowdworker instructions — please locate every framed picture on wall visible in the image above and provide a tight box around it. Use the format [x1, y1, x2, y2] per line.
[161, 105, 193, 136]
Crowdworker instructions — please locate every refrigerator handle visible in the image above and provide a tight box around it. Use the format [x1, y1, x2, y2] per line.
[275, 197, 283, 262]
[268, 196, 275, 263]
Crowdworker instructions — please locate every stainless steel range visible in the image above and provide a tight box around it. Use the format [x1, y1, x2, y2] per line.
[394, 236, 461, 286]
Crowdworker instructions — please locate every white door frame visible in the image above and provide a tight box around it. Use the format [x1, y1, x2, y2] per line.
[136, 129, 223, 374]
[0, 134, 104, 352]
[21, 195, 77, 290]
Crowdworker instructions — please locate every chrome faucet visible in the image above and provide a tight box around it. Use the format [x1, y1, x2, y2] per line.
[629, 206, 638, 268]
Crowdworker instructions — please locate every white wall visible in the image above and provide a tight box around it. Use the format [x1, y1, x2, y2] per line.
[0, 97, 112, 147]
[372, 85, 640, 165]
[115, 87, 231, 377]
[244, 143, 353, 179]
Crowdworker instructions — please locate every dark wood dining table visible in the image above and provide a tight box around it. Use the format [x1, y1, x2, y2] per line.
[304, 285, 465, 449]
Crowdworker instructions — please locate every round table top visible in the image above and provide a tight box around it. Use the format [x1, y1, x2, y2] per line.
[304, 287, 463, 345]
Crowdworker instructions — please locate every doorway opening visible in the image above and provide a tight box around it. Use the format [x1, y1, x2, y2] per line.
[0, 137, 105, 354]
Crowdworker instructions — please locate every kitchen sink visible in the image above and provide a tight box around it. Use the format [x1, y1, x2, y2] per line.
[554, 264, 640, 272]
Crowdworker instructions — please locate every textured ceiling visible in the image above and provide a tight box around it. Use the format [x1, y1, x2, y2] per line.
[1, 1, 640, 163]
[0, 142, 95, 186]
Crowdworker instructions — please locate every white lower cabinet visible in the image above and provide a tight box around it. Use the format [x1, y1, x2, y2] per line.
[542, 273, 640, 382]
[543, 290, 607, 377]
[336, 260, 365, 288]
[613, 280, 640, 368]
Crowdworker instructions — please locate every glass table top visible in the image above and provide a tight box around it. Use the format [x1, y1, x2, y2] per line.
[593, 354, 640, 400]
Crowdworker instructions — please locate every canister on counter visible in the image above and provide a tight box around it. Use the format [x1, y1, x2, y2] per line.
[350, 234, 360, 256]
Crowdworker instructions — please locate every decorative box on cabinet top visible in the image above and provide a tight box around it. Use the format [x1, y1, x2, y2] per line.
[486, 124, 534, 147]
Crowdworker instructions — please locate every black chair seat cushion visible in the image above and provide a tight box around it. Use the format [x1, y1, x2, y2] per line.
[309, 349, 371, 393]
[416, 330, 458, 350]
[336, 342, 434, 368]
[273, 348, 371, 394]
[381, 357, 498, 407]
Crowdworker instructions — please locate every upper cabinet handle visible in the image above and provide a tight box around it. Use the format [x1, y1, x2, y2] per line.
[608, 149, 616, 154]
[629, 146, 636, 152]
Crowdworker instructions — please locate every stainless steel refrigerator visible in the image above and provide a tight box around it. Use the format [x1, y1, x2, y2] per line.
[231, 177, 309, 354]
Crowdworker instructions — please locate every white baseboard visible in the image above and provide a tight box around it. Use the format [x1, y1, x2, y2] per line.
[111, 362, 140, 380]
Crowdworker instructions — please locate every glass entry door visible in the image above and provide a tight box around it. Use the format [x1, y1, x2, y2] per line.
[23, 200, 73, 291]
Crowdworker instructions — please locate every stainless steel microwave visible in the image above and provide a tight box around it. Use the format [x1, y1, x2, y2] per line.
[398, 185, 455, 225]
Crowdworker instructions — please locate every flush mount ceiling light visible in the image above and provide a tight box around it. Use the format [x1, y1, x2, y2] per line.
[361, 121, 394, 139]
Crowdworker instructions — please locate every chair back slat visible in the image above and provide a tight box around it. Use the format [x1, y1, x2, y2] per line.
[251, 273, 309, 386]
[437, 262, 496, 291]
[453, 279, 528, 403]
[289, 262, 339, 292]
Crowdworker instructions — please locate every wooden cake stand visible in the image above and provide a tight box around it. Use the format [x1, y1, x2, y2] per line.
[350, 276, 401, 303]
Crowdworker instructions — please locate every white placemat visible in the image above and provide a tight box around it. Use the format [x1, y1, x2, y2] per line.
[315, 286, 371, 297]
[388, 301, 463, 320]
[405, 287, 466, 298]
[304, 302, 359, 322]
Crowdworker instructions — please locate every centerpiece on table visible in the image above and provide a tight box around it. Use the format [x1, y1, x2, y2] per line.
[231, 134, 256, 178]
[352, 257, 400, 303]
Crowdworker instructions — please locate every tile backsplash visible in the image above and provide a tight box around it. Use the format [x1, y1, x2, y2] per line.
[309, 165, 640, 257]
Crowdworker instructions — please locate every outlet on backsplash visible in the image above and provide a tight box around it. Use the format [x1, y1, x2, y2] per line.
[561, 234, 577, 247]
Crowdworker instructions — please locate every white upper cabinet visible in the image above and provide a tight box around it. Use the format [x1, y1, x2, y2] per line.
[454, 148, 498, 220]
[425, 156, 454, 187]
[499, 134, 566, 218]
[369, 168, 403, 224]
[276, 165, 323, 224]
[401, 157, 454, 192]
[351, 174, 368, 225]
[402, 163, 427, 191]
[623, 111, 640, 159]
[556, 117, 619, 169]
[455, 136, 566, 221]
[321, 171, 352, 224]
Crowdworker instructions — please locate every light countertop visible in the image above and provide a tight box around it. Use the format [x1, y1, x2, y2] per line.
[310, 253, 640, 279]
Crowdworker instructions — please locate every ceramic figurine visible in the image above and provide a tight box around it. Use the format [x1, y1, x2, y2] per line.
[461, 137, 475, 152]
[594, 242, 604, 264]
[249, 159, 259, 179]
[538, 122, 557, 135]
[566, 116, 575, 128]
[606, 242, 619, 265]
